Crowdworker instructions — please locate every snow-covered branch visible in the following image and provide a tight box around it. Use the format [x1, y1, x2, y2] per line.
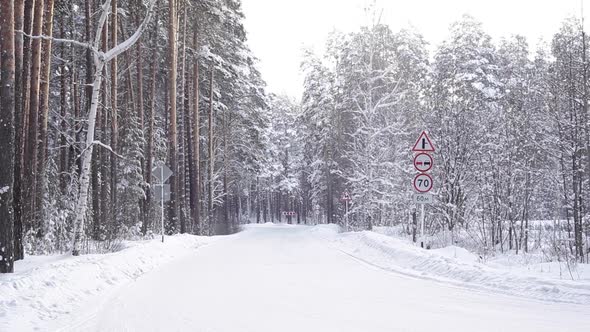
[17, 31, 101, 56]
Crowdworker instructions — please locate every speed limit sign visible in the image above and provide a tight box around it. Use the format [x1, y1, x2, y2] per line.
[413, 173, 433, 193]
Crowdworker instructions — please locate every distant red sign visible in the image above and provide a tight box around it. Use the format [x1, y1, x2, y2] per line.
[282, 211, 297, 216]
[340, 191, 352, 201]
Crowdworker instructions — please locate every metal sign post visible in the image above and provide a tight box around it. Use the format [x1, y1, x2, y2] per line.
[153, 163, 173, 243]
[345, 200, 348, 230]
[161, 166, 164, 242]
[341, 191, 352, 231]
[412, 131, 435, 248]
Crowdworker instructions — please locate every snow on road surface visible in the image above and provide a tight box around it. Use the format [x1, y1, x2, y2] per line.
[2, 223, 590, 332]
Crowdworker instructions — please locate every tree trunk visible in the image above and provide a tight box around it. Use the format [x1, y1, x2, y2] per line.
[178, 4, 187, 234]
[99, 19, 109, 240]
[582, 20, 589, 262]
[0, 0, 16, 273]
[35, 0, 55, 234]
[167, 0, 179, 233]
[72, 0, 156, 255]
[110, 0, 118, 236]
[73, 60, 104, 254]
[208, 69, 214, 234]
[134, 3, 145, 223]
[13, 0, 28, 262]
[141, 2, 159, 235]
[58, 15, 67, 194]
[191, 31, 200, 234]
[222, 98, 228, 232]
[24, 0, 45, 233]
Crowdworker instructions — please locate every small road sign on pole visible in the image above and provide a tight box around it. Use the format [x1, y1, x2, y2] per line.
[153, 162, 173, 243]
[413, 193, 433, 204]
[153, 164, 173, 183]
[412, 131, 435, 249]
[340, 191, 352, 201]
[154, 184, 171, 202]
[341, 191, 352, 231]
[413, 173, 433, 193]
[413, 153, 433, 172]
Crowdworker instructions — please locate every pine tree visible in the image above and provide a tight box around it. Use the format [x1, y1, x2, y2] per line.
[0, 0, 16, 273]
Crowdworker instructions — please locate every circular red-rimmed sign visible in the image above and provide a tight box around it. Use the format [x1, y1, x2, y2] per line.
[413, 173, 433, 193]
[413, 153, 433, 172]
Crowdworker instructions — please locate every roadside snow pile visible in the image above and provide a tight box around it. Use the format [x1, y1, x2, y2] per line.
[317, 228, 590, 305]
[0, 235, 213, 331]
[487, 252, 590, 281]
[432, 245, 480, 264]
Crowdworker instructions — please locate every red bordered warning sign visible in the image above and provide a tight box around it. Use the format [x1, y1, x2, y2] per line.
[412, 131, 435, 152]
[340, 191, 352, 202]
[413, 173, 433, 193]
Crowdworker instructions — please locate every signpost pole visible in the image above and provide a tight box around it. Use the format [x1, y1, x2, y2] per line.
[420, 203, 425, 248]
[161, 166, 164, 243]
[345, 200, 349, 231]
[412, 130, 434, 249]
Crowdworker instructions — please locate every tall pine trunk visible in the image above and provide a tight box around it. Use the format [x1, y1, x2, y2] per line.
[25, 0, 45, 233]
[134, 3, 146, 225]
[167, 0, 179, 233]
[58, 15, 67, 193]
[110, 0, 119, 237]
[142, 2, 159, 235]
[190, 30, 200, 234]
[0, 0, 16, 273]
[178, 4, 188, 234]
[35, 0, 55, 235]
[13, 0, 27, 261]
[208, 69, 214, 234]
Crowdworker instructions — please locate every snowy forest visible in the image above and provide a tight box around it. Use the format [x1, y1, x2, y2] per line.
[1, 0, 590, 275]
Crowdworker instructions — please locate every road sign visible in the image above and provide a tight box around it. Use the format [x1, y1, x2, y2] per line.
[341, 191, 352, 201]
[153, 164, 173, 183]
[413, 153, 433, 172]
[282, 211, 297, 216]
[154, 184, 171, 202]
[413, 173, 433, 193]
[412, 131, 435, 152]
[413, 193, 433, 204]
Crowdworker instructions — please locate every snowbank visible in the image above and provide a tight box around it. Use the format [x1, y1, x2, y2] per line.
[318, 228, 590, 305]
[432, 245, 480, 263]
[0, 235, 213, 331]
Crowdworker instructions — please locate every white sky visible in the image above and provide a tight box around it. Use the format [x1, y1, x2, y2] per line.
[241, 0, 588, 99]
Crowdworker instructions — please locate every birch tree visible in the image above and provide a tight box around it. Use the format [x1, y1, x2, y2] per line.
[71, 0, 157, 255]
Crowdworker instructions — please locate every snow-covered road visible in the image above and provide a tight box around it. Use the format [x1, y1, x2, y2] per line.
[54, 224, 589, 332]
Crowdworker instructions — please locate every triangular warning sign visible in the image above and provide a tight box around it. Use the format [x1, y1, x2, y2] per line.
[341, 191, 351, 201]
[412, 131, 435, 152]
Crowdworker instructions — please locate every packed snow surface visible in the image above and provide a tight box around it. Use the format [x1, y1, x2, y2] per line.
[1, 223, 589, 331]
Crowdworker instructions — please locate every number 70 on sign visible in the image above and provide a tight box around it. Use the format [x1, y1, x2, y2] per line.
[413, 173, 433, 193]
